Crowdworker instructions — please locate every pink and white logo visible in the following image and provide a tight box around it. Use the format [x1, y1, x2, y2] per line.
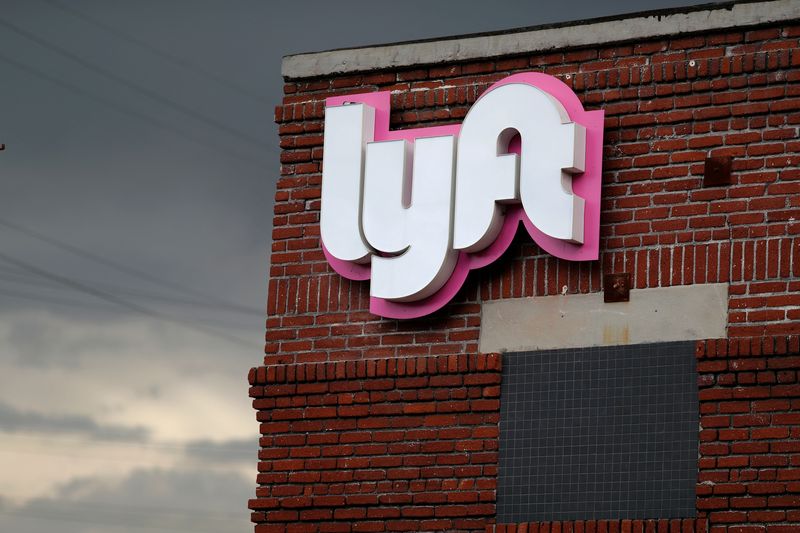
[320, 73, 604, 319]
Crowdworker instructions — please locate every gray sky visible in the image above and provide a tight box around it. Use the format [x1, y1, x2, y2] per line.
[0, 1, 719, 531]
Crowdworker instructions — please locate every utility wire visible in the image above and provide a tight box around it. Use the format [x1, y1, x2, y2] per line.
[0, 432, 256, 454]
[62, 500, 245, 521]
[41, 0, 271, 105]
[0, 16, 272, 152]
[0, 267, 259, 317]
[0, 52, 268, 169]
[0, 448, 252, 472]
[0, 499, 243, 521]
[0, 251, 164, 315]
[0, 286, 119, 312]
[0, 269, 253, 316]
[2, 495, 246, 521]
[0, 508, 244, 532]
[0, 251, 254, 349]
[0, 218, 263, 316]
[0, 284, 256, 333]
[0, 446, 253, 470]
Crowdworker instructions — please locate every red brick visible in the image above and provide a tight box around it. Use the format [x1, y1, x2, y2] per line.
[255, 22, 800, 533]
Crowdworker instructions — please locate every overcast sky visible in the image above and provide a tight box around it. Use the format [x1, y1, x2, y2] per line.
[0, 1, 720, 531]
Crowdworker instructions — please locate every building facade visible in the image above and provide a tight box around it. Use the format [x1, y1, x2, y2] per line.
[248, 1, 800, 531]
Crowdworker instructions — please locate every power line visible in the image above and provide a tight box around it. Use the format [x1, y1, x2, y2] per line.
[0, 447, 252, 471]
[0, 52, 268, 169]
[0, 286, 119, 312]
[0, 446, 253, 470]
[41, 0, 271, 105]
[1, 499, 244, 521]
[0, 218, 263, 316]
[0, 251, 162, 315]
[0, 268, 260, 317]
[0, 16, 272, 152]
[0, 508, 245, 532]
[0, 432, 256, 455]
[0, 251, 254, 349]
[63, 500, 245, 522]
[0, 284, 256, 334]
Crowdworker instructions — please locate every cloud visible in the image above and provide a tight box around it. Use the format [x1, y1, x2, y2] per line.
[0, 309, 259, 505]
[183, 437, 258, 465]
[0, 309, 257, 440]
[0, 467, 254, 533]
[0, 401, 149, 442]
[0, 299, 259, 370]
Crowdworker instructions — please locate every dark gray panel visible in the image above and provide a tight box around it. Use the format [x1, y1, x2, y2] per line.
[497, 341, 698, 522]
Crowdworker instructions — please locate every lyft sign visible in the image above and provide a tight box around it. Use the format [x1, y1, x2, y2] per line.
[320, 73, 604, 319]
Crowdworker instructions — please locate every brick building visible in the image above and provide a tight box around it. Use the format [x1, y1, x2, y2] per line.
[248, 1, 800, 531]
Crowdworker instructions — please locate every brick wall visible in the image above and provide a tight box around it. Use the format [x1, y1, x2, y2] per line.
[250, 17, 800, 533]
[248, 354, 501, 532]
[694, 337, 800, 533]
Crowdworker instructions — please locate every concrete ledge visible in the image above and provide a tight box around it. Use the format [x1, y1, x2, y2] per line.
[282, 0, 799, 79]
[479, 283, 728, 353]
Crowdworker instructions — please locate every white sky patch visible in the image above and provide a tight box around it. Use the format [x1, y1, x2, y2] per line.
[0, 309, 259, 505]
[0, 465, 254, 533]
[0, 433, 180, 505]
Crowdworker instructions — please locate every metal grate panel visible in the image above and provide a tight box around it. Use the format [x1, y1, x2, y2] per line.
[497, 341, 698, 522]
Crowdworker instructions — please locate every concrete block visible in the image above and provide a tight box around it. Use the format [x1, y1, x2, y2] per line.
[479, 283, 728, 353]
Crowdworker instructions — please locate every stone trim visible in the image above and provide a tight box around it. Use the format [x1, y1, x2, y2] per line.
[282, 0, 799, 78]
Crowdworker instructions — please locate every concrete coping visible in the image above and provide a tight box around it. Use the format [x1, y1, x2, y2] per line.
[282, 0, 799, 79]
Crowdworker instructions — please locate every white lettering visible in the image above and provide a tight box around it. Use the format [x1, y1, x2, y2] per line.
[362, 136, 458, 301]
[454, 83, 585, 252]
[320, 77, 594, 308]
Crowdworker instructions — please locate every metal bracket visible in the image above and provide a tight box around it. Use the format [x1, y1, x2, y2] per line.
[703, 156, 732, 187]
[603, 273, 631, 303]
